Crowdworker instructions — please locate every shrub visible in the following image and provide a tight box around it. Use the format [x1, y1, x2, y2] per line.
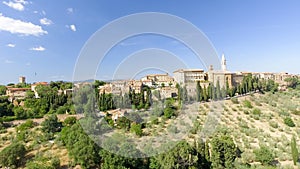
[17, 119, 34, 132]
[254, 146, 274, 165]
[243, 100, 253, 108]
[130, 123, 143, 137]
[231, 97, 239, 104]
[0, 142, 26, 168]
[63, 116, 77, 126]
[269, 121, 278, 129]
[284, 117, 295, 127]
[252, 108, 261, 115]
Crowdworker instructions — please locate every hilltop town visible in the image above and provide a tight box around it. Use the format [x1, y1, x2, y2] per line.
[1, 54, 300, 169]
[3, 54, 299, 106]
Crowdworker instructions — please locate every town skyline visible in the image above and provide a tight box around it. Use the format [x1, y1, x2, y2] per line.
[1, 1, 300, 84]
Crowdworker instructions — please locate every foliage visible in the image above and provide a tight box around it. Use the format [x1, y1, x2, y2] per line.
[63, 116, 77, 126]
[59, 122, 100, 168]
[243, 100, 253, 108]
[163, 99, 177, 119]
[254, 146, 274, 165]
[0, 142, 26, 168]
[210, 133, 237, 168]
[150, 140, 210, 169]
[130, 123, 143, 137]
[41, 114, 62, 133]
[0, 85, 6, 95]
[284, 77, 300, 89]
[284, 117, 295, 127]
[0, 96, 13, 117]
[17, 119, 34, 132]
[252, 108, 261, 115]
[231, 97, 239, 104]
[26, 153, 60, 169]
[291, 136, 299, 165]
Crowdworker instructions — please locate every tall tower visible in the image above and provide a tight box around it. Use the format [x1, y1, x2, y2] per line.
[19, 76, 26, 83]
[221, 54, 227, 71]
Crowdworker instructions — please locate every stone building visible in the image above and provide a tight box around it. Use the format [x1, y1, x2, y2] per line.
[173, 69, 207, 85]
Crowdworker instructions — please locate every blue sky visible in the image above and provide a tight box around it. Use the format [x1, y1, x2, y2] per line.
[0, 0, 300, 84]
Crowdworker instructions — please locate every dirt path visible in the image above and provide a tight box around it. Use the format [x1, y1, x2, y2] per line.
[5, 114, 83, 126]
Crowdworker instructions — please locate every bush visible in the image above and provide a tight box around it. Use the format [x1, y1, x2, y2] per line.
[231, 97, 239, 104]
[130, 123, 143, 137]
[254, 146, 274, 165]
[284, 117, 295, 127]
[63, 116, 77, 126]
[252, 108, 261, 115]
[17, 119, 34, 132]
[0, 142, 26, 168]
[243, 100, 253, 108]
[269, 121, 278, 129]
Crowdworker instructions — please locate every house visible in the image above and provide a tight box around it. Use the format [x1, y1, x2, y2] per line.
[6, 86, 30, 101]
[31, 82, 49, 98]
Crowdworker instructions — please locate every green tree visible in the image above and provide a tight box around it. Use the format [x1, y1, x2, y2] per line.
[0, 85, 6, 95]
[254, 145, 274, 165]
[41, 114, 62, 133]
[60, 122, 100, 168]
[150, 141, 209, 169]
[0, 142, 26, 168]
[210, 134, 237, 168]
[216, 80, 221, 100]
[203, 86, 208, 101]
[196, 81, 202, 102]
[291, 136, 299, 165]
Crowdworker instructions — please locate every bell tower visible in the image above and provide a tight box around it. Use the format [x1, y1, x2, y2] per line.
[221, 54, 227, 71]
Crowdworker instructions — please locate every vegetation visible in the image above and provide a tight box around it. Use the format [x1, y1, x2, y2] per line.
[0, 142, 26, 168]
[291, 136, 299, 165]
[284, 117, 295, 127]
[0, 77, 299, 168]
[254, 146, 274, 166]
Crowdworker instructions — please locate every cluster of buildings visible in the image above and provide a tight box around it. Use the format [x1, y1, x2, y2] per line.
[3, 54, 298, 102]
[99, 54, 298, 99]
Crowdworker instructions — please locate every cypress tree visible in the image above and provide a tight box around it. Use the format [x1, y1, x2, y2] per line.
[291, 136, 299, 165]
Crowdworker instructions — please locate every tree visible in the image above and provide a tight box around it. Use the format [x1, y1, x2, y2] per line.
[0, 96, 14, 117]
[0, 142, 26, 168]
[150, 140, 210, 169]
[216, 80, 221, 100]
[210, 134, 237, 168]
[60, 122, 100, 168]
[254, 145, 274, 165]
[196, 81, 202, 102]
[0, 85, 6, 95]
[285, 77, 299, 89]
[291, 136, 299, 165]
[203, 86, 208, 102]
[41, 114, 62, 133]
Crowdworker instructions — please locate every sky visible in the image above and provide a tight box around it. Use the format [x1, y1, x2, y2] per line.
[0, 0, 300, 84]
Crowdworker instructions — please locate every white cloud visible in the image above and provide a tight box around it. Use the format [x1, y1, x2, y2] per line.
[40, 18, 53, 26]
[70, 24, 76, 32]
[25, 62, 30, 66]
[7, 43, 16, 47]
[0, 13, 47, 36]
[2, 0, 28, 11]
[4, 59, 13, 64]
[67, 8, 73, 14]
[41, 10, 46, 15]
[30, 46, 45, 51]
